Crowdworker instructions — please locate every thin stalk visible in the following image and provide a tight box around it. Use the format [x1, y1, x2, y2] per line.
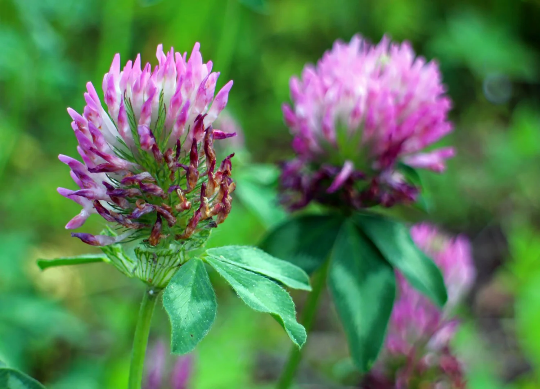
[277, 259, 331, 389]
[128, 286, 160, 389]
[37, 255, 106, 270]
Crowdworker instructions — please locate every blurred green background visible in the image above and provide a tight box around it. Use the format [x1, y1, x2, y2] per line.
[0, 0, 539, 387]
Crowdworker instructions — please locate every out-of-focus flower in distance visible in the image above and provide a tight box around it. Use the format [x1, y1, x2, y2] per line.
[145, 340, 193, 389]
[171, 352, 193, 389]
[280, 35, 454, 211]
[57, 43, 237, 287]
[364, 224, 475, 389]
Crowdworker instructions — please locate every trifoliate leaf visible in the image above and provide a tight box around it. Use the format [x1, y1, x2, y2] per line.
[354, 213, 447, 307]
[206, 246, 311, 291]
[205, 255, 306, 348]
[163, 258, 217, 354]
[328, 221, 396, 372]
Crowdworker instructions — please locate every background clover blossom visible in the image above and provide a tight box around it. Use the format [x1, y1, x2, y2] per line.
[58, 43, 236, 252]
[280, 35, 454, 210]
[145, 340, 193, 389]
[365, 223, 475, 388]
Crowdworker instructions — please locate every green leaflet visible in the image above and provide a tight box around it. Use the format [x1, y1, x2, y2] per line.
[260, 214, 345, 274]
[205, 255, 306, 348]
[328, 221, 396, 372]
[163, 258, 217, 355]
[36, 254, 107, 270]
[0, 367, 46, 389]
[206, 246, 311, 291]
[354, 213, 448, 307]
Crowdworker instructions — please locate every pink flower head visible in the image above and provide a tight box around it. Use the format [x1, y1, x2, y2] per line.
[144, 340, 194, 389]
[369, 224, 474, 388]
[59, 43, 236, 250]
[280, 35, 454, 210]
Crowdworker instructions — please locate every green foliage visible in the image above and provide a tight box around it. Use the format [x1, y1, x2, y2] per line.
[261, 214, 345, 274]
[428, 10, 538, 81]
[206, 246, 311, 291]
[163, 258, 217, 355]
[239, 0, 269, 14]
[515, 271, 540, 376]
[0, 366, 46, 389]
[263, 211, 448, 372]
[205, 254, 307, 348]
[234, 164, 287, 228]
[354, 213, 448, 307]
[162, 245, 310, 355]
[328, 221, 396, 372]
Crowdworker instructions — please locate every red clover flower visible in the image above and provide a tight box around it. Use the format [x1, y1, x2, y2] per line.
[58, 43, 236, 287]
[280, 35, 454, 210]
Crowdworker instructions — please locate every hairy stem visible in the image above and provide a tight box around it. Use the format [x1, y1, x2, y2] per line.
[128, 286, 160, 389]
[277, 260, 330, 389]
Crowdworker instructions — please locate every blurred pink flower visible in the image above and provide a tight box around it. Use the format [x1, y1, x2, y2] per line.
[280, 35, 454, 210]
[367, 224, 475, 388]
[144, 340, 193, 389]
[58, 43, 236, 248]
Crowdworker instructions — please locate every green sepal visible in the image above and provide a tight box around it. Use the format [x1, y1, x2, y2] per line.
[205, 255, 307, 348]
[354, 213, 448, 307]
[100, 243, 135, 277]
[163, 258, 217, 354]
[328, 221, 396, 372]
[206, 246, 311, 291]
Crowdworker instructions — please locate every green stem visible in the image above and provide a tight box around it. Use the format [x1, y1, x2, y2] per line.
[277, 260, 331, 389]
[128, 286, 160, 389]
[37, 255, 106, 270]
